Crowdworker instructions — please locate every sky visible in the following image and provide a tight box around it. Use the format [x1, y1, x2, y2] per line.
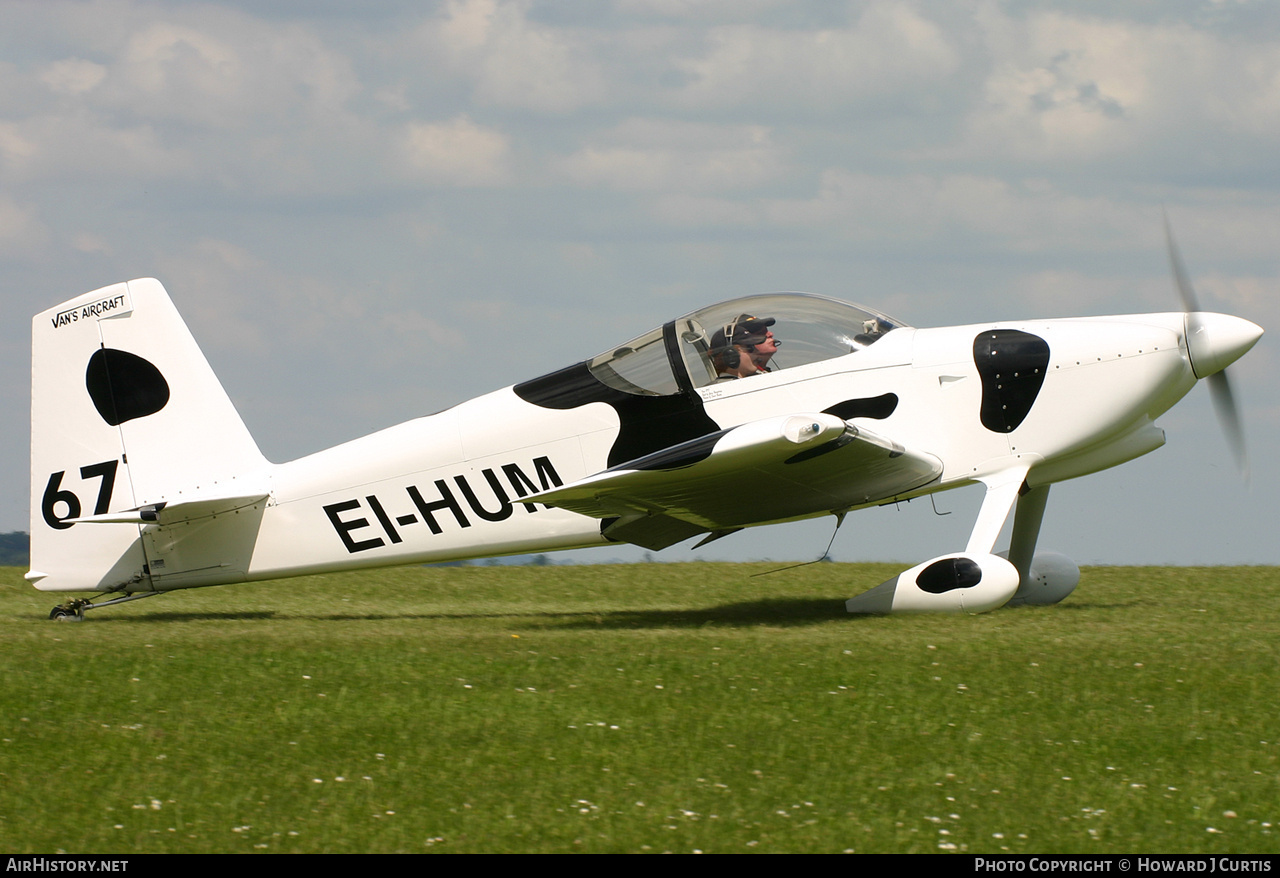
[2, 0, 1278, 569]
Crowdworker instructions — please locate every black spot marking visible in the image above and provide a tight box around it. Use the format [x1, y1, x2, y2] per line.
[86, 348, 170, 426]
[822, 393, 898, 421]
[620, 430, 728, 472]
[515, 361, 719, 468]
[917, 557, 983, 594]
[974, 330, 1049, 433]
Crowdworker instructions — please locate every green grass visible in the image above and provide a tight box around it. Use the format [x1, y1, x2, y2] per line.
[1, 562, 1277, 853]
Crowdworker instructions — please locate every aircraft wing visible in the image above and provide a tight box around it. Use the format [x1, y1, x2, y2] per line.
[529, 413, 942, 551]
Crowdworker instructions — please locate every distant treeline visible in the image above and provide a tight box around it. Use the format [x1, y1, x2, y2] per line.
[0, 532, 29, 567]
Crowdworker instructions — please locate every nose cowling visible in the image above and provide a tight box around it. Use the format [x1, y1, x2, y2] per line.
[1185, 312, 1264, 379]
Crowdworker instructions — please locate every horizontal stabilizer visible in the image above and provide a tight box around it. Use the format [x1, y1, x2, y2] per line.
[69, 493, 270, 526]
[530, 412, 941, 550]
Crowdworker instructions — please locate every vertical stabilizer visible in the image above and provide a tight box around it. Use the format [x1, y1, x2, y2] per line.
[30, 279, 268, 593]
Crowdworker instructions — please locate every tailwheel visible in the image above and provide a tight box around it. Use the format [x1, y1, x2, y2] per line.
[46, 591, 166, 620]
[49, 599, 91, 621]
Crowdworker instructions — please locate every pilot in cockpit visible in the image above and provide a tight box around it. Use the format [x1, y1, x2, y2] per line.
[710, 314, 780, 381]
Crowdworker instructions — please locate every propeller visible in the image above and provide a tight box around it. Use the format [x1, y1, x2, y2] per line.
[1163, 212, 1261, 479]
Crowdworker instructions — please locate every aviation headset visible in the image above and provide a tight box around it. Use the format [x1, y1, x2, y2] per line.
[712, 314, 777, 370]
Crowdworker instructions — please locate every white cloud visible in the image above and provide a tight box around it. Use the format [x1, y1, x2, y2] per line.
[613, 0, 786, 19]
[95, 17, 358, 128]
[399, 115, 512, 187]
[0, 113, 191, 183]
[953, 7, 1280, 164]
[648, 168, 1157, 254]
[0, 195, 47, 255]
[0, 6, 364, 194]
[424, 0, 607, 113]
[559, 119, 785, 192]
[40, 58, 107, 95]
[0, 121, 38, 167]
[673, 2, 960, 111]
[72, 233, 111, 255]
[649, 192, 761, 228]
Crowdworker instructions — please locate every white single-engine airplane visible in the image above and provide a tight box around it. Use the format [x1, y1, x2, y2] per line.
[29, 232, 1262, 619]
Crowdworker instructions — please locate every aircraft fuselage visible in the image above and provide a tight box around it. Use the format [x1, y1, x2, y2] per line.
[238, 313, 1196, 584]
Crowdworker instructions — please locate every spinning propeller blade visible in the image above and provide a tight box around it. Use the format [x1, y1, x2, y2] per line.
[1164, 212, 1200, 313]
[1164, 212, 1259, 478]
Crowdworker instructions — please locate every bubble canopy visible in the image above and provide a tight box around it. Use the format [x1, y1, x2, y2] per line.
[587, 293, 908, 396]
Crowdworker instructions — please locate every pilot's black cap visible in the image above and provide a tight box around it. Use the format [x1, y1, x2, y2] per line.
[711, 314, 775, 349]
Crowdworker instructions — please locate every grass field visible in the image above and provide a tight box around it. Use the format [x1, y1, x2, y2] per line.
[1, 561, 1277, 854]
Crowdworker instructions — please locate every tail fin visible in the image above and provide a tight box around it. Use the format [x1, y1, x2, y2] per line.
[30, 279, 269, 593]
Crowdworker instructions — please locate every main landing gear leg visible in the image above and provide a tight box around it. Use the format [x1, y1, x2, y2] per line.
[1007, 484, 1051, 585]
[49, 591, 165, 621]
